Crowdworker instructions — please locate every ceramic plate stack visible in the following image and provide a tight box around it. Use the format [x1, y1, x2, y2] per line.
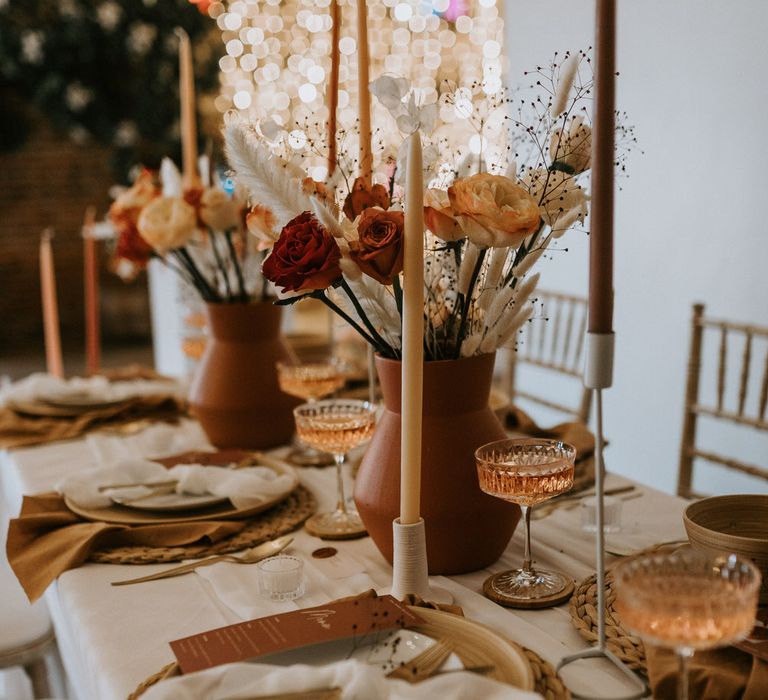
[684, 494, 768, 604]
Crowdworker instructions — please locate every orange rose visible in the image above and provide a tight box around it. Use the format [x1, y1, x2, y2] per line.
[423, 188, 463, 242]
[349, 208, 405, 284]
[343, 176, 390, 221]
[448, 173, 540, 248]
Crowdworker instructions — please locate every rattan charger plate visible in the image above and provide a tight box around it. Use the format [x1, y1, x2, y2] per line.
[127, 604, 571, 700]
[91, 484, 316, 565]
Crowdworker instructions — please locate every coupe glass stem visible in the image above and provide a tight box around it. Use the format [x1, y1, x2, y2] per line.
[334, 453, 347, 514]
[677, 648, 692, 700]
[521, 505, 533, 573]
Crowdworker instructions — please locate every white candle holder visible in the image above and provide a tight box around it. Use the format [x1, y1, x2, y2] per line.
[556, 332, 648, 700]
[388, 518, 452, 604]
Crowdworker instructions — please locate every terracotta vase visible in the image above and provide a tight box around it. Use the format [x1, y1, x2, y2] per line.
[189, 302, 298, 449]
[354, 352, 521, 574]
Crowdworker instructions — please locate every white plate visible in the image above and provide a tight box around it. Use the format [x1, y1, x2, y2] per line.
[109, 490, 230, 512]
[258, 628, 461, 675]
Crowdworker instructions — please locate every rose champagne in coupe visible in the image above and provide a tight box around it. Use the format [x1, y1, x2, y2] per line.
[614, 550, 760, 700]
[277, 360, 346, 466]
[293, 399, 376, 538]
[475, 438, 576, 607]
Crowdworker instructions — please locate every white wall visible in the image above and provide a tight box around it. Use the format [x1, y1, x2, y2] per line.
[505, 0, 768, 494]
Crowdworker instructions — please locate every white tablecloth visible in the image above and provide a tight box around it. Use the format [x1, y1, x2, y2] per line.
[0, 421, 687, 700]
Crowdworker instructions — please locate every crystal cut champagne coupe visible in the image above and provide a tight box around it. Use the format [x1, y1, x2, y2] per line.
[294, 399, 376, 538]
[277, 360, 346, 466]
[475, 438, 576, 607]
[614, 550, 760, 700]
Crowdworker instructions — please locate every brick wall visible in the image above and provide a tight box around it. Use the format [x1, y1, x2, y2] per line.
[0, 103, 151, 358]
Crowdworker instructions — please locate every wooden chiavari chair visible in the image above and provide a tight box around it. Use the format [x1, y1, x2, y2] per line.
[506, 289, 592, 424]
[677, 303, 768, 498]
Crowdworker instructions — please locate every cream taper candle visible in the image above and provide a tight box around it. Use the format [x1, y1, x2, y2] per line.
[40, 229, 64, 378]
[178, 29, 201, 190]
[400, 130, 424, 525]
[356, 0, 372, 184]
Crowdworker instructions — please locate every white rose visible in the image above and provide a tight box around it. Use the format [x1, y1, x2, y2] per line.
[137, 197, 197, 254]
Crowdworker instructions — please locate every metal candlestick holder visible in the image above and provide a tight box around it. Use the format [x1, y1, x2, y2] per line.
[556, 332, 649, 699]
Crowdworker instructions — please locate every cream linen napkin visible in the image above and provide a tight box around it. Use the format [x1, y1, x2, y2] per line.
[140, 659, 541, 700]
[56, 461, 296, 510]
[0, 372, 180, 406]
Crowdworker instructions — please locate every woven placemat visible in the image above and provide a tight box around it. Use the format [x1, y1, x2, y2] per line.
[91, 485, 316, 565]
[524, 647, 571, 700]
[569, 542, 689, 675]
[568, 570, 647, 673]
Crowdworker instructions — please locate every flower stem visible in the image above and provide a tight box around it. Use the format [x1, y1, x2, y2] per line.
[314, 292, 381, 351]
[174, 249, 220, 302]
[224, 230, 248, 302]
[209, 230, 232, 300]
[454, 247, 487, 358]
[340, 279, 394, 355]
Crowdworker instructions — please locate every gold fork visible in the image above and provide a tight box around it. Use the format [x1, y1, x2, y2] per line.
[386, 638, 454, 683]
[111, 536, 293, 586]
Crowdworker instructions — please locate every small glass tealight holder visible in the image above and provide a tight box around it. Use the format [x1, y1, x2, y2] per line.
[580, 495, 622, 533]
[257, 555, 305, 601]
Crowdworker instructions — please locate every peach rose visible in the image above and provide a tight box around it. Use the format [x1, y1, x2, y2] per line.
[447, 174, 540, 248]
[199, 187, 242, 231]
[109, 169, 158, 220]
[245, 204, 278, 251]
[423, 188, 463, 242]
[137, 197, 197, 254]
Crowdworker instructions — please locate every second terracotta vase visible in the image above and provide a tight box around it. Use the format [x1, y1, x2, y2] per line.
[353, 352, 521, 574]
[189, 302, 298, 449]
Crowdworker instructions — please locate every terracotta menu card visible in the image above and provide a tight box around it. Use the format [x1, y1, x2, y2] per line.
[170, 595, 422, 674]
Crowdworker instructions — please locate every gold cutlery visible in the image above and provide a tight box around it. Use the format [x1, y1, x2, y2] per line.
[386, 638, 454, 683]
[111, 536, 293, 586]
[605, 539, 689, 558]
[98, 479, 178, 492]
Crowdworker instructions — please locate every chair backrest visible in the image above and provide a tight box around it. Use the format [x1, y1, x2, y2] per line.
[677, 303, 768, 498]
[506, 289, 591, 424]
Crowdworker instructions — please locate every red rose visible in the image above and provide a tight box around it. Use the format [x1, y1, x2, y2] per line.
[349, 209, 405, 284]
[262, 212, 342, 293]
[343, 176, 390, 221]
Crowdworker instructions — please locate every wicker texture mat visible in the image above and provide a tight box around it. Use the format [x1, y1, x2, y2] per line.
[568, 571, 646, 673]
[91, 485, 316, 565]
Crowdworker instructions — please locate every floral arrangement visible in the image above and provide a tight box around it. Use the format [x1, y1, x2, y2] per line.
[108, 161, 270, 303]
[222, 51, 635, 360]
